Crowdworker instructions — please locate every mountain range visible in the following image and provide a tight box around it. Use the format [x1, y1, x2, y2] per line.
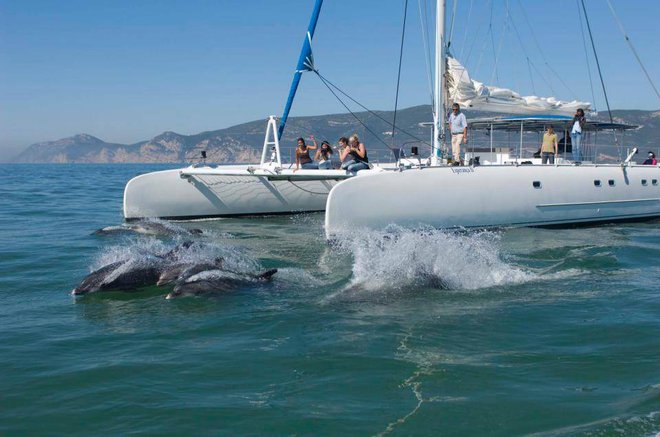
[9, 106, 659, 163]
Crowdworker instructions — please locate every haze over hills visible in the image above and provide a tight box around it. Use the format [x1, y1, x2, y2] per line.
[9, 106, 659, 164]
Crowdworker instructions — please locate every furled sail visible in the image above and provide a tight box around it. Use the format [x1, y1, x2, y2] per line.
[446, 57, 591, 115]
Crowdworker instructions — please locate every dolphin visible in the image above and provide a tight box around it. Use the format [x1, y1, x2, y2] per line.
[165, 268, 277, 299]
[94, 221, 203, 237]
[156, 257, 225, 286]
[71, 258, 166, 296]
[158, 240, 196, 261]
[71, 260, 128, 295]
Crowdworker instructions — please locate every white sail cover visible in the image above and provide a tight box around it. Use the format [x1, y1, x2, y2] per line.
[447, 57, 591, 115]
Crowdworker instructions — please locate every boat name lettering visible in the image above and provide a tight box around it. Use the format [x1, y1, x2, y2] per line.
[451, 167, 474, 174]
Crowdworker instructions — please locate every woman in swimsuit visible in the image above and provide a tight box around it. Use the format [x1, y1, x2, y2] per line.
[294, 137, 318, 171]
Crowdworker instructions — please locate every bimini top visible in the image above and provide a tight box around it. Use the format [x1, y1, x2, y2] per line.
[468, 115, 638, 132]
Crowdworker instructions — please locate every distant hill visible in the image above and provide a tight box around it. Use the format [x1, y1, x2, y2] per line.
[9, 106, 659, 163]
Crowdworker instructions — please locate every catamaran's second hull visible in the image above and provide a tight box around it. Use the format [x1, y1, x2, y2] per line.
[123, 166, 352, 220]
[325, 164, 660, 238]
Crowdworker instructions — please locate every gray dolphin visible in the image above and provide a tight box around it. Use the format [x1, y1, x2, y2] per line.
[71, 260, 128, 295]
[72, 259, 165, 296]
[156, 257, 225, 286]
[94, 221, 203, 237]
[165, 268, 278, 299]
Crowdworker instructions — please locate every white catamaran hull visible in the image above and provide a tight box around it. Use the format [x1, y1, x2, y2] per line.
[123, 165, 358, 220]
[325, 164, 660, 237]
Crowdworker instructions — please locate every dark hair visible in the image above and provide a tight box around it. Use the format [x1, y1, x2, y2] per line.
[452, 103, 460, 109]
[297, 137, 305, 145]
[577, 108, 585, 116]
[338, 137, 349, 145]
[321, 140, 330, 147]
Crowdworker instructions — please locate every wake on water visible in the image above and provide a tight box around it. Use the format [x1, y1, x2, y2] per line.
[84, 220, 590, 299]
[330, 226, 538, 294]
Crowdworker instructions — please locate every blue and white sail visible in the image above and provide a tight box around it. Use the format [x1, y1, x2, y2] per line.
[446, 57, 592, 115]
[277, 0, 323, 140]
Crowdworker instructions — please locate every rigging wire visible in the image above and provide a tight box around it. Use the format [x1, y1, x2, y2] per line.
[489, 0, 510, 86]
[391, 0, 410, 149]
[579, 0, 614, 124]
[576, 0, 597, 110]
[605, 0, 660, 100]
[504, 2, 555, 95]
[417, 0, 435, 109]
[514, 0, 581, 99]
[526, 59, 536, 95]
[487, 2, 498, 85]
[462, 0, 491, 70]
[315, 73, 393, 150]
[447, 0, 458, 50]
[392, 0, 409, 148]
[458, 0, 474, 61]
[579, 0, 621, 157]
[313, 71, 433, 149]
[515, 0, 558, 96]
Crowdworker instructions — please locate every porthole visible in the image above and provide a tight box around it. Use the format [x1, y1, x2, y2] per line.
[533, 181, 542, 189]
[653, 179, 658, 186]
[594, 180, 601, 187]
[608, 180, 615, 187]
[642, 179, 648, 186]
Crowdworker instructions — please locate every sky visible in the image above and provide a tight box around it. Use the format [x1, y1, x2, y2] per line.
[1, 0, 659, 159]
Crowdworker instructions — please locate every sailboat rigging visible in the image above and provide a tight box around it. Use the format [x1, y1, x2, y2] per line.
[323, 0, 660, 238]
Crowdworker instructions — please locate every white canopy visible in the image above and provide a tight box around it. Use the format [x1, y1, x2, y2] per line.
[446, 57, 591, 115]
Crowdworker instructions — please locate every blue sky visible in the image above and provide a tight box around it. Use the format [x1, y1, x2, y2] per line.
[1, 0, 658, 159]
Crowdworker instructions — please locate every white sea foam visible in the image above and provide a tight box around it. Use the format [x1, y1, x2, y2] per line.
[333, 226, 536, 292]
[92, 238, 259, 274]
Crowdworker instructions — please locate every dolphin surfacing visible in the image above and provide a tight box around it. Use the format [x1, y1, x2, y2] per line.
[71, 259, 165, 296]
[156, 258, 225, 286]
[93, 221, 203, 237]
[165, 268, 278, 299]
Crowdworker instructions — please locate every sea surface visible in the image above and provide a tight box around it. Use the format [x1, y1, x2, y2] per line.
[0, 164, 658, 436]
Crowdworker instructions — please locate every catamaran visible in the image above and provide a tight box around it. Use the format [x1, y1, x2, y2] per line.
[324, 0, 659, 238]
[123, 0, 397, 220]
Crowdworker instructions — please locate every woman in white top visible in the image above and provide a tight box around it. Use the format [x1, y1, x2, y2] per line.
[570, 108, 586, 163]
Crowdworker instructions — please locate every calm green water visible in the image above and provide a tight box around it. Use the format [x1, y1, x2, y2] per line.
[0, 164, 658, 436]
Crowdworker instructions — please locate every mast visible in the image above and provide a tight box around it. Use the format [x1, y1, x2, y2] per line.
[277, 0, 324, 141]
[432, 0, 446, 164]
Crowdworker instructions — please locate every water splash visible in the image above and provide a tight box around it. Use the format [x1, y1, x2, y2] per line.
[333, 226, 536, 292]
[92, 238, 259, 275]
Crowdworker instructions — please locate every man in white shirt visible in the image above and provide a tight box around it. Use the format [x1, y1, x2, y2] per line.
[448, 103, 468, 164]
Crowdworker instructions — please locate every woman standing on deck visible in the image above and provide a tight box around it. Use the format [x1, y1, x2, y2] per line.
[541, 125, 558, 164]
[570, 108, 586, 163]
